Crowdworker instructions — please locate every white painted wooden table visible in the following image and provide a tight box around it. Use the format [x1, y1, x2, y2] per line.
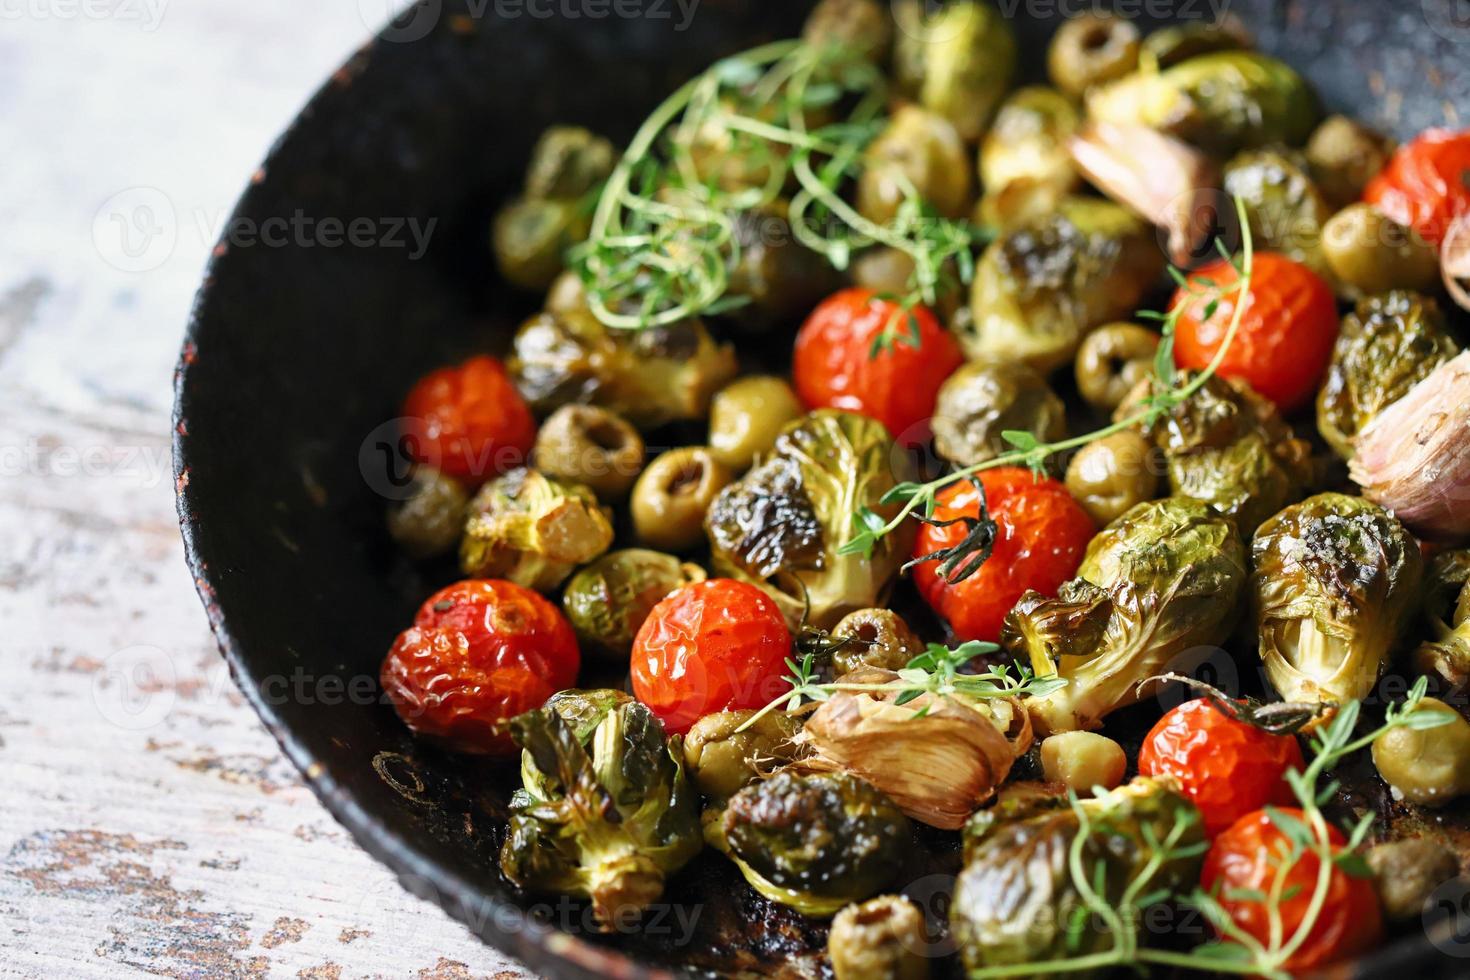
[0, 3, 536, 976]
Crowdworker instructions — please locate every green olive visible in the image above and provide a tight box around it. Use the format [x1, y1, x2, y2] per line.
[683, 709, 801, 799]
[831, 608, 925, 676]
[1306, 115, 1394, 208]
[1074, 323, 1161, 412]
[386, 468, 470, 560]
[523, 126, 615, 201]
[1322, 203, 1440, 296]
[631, 447, 733, 552]
[857, 105, 972, 226]
[707, 376, 803, 471]
[1372, 697, 1470, 807]
[1039, 731, 1127, 794]
[829, 894, 930, 980]
[492, 197, 587, 291]
[1064, 431, 1159, 527]
[1047, 13, 1140, 99]
[532, 405, 644, 501]
[1366, 838, 1461, 922]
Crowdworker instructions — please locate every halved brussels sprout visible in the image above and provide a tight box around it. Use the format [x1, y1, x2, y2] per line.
[963, 198, 1163, 374]
[1223, 148, 1332, 276]
[1251, 492, 1422, 711]
[952, 777, 1204, 973]
[510, 307, 737, 430]
[562, 549, 706, 660]
[979, 87, 1080, 202]
[1316, 291, 1459, 459]
[459, 467, 614, 590]
[1087, 51, 1319, 157]
[712, 771, 912, 917]
[857, 106, 973, 225]
[1004, 497, 1247, 733]
[501, 690, 702, 928]
[893, 0, 1017, 141]
[706, 409, 916, 629]
[931, 360, 1067, 468]
[1143, 373, 1315, 536]
[1413, 550, 1470, 693]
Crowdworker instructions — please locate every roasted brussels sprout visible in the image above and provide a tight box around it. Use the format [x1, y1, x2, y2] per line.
[562, 549, 705, 660]
[510, 308, 737, 430]
[1074, 323, 1160, 411]
[1040, 731, 1127, 793]
[1047, 13, 1139, 98]
[1005, 497, 1247, 733]
[501, 690, 702, 927]
[724, 204, 844, 331]
[829, 895, 930, 980]
[459, 467, 614, 590]
[973, 176, 1071, 234]
[857, 106, 972, 225]
[979, 87, 1080, 202]
[523, 126, 616, 201]
[1371, 697, 1470, 807]
[706, 410, 916, 629]
[1251, 493, 1422, 711]
[1223, 148, 1332, 276]
[1087, 51, 1318, 157]
[1316, 291, 1459, 459]
[1413, 550, 1470, 692]
[1139, 19, 1251, 72]
[1064, 431, 1159, 527]
[802, 0, 892, 66]
[952, 777, 1205, 973]
[931, 360, 1067, 468]
[708, 375, 804, 472]
[1142, 373, 1315, 536]
[1322, 204, 1441, 296]
[631, 447, 733, 553]
[893, 0, 1017, 141]
[713, 771, 912, 916]
[1366, 839, 1461, 921]
[831, 608, 924, 676]
[683, 709, 801, 799]
[963, 198, 1163, 374]
[1306, 115, 1394, 208]
[532, 405, 644, 500]
[386, 468, 469, 559]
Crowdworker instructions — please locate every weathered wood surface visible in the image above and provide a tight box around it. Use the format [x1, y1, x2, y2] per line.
[0, 3, 535, 976]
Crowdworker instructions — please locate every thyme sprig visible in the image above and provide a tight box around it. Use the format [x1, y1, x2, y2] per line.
[735, 640, 1066, 734]
[841, 196, 1256, 580]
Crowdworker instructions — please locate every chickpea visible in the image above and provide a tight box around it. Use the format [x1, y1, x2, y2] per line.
[707, 376, 803, 471]
[533, 405, 644, 501]
[1306, 115, 1394, 207]
[1047, 13, 1140, 99]
[1322, 203, 1440, 295]
[683, 710, 801, 799]
[1040, 731, 1127, 794]
[829, 895, 929, 980]
[631, 447, 732, 552]
[1075, 323, 1161, 412]
[1366, 838, 1461, 922]
[831, 608, 925, 676]
[1065, 431, 1159, 527]
[386, 469, 470, 560]
[1372, 697, 1470, 806]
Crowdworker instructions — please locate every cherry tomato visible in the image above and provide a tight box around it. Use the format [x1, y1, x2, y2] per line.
[912, 467, 1095, 643]
[1202, 808, 1384, 972]
[792, 288, 963, 445]
[1171, 252, 1338, 413]
[1138, 698, 1305, 836]
[402, 355, 536, 485]
[1364, 128, 1470, 246]
[630, 578, 792, 735]
[380, 579, 579, 755]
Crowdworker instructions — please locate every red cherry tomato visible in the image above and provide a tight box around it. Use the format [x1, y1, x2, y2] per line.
[1171, 252, 1338, 413]
[912, 467, 1095, 643]
[402, 355, 536, 485]
[380, 579, 579, 755]
[793, 288, 963, 445]
[1202, 808, 1384, 973]
[630, 579, 792, 735]
[1138, 698, 1305, 836]
[1364, 128, 1470, 246]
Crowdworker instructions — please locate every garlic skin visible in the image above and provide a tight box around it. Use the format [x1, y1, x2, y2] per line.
[791, 669, 1032, 829]
[1351, 350, 1470, 542]
[1442, 212, 1470, 312]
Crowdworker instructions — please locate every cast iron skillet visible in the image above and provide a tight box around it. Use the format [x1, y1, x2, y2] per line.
[174, 1, 1470, 976]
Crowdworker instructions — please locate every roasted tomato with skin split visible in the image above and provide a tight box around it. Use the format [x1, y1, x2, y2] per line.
[1365, 128, 1470, 246]
[913, 467, 1094, 643]
[793, 288, 963, 445]
[380, 579, 579, 755]
[631, 578, 792, 735]
[1202, 808, 1384, 972]
[1171, 252, 1337, 413]
[402, 355, 537, 485]
[1138, 697, 1304, 836]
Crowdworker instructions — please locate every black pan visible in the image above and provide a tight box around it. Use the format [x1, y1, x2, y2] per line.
[174, 1, 1470, 976]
